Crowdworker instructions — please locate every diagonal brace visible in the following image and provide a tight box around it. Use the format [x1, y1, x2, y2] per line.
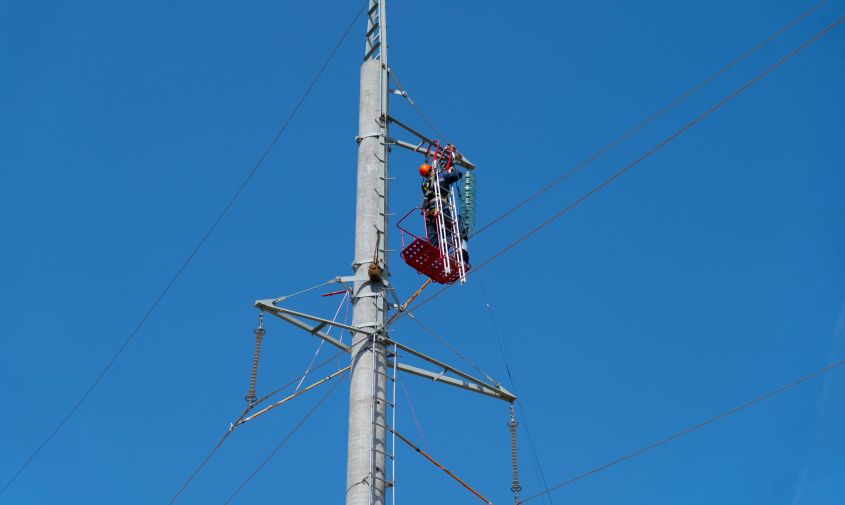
[386, 338, 516, 402]
[256, 299, 353, 353]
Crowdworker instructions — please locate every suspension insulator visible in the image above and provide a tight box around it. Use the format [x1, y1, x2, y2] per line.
[508, 404, 522, 503]
[460, 172, 476, 238]
[245, 315, 265, 405]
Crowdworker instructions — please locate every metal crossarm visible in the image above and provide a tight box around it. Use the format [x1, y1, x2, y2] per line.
[255, 300, 352, 353]
[384, 115, 476, 170]
[393, 363, 513, 402]
[256, 300, 366, 337]
[385, 338, 515, 402]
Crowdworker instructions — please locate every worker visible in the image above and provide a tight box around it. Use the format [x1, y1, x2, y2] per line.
[420, 163, 469, 262]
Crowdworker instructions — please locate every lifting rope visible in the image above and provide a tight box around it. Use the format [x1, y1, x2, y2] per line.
[245, 312, 265, 405]
[390, 427, 494, 505]
[386, 278, 432, 326]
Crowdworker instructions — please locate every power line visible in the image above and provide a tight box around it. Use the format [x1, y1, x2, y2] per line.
[223, 373, 348, 504]
[471, 0, 829, 238]
[396, 12, 845, 325]
[479, 282, 555, 505]
[519, 357, 845, 503]
[388, 68, 452, 143]
[391, 1, 828, 237]
[167, 351, 346, 504]
[405, 312, 499, 386]
[0, 3, 367, 497]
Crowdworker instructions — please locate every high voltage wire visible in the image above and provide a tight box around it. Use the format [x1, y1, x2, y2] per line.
[393, 11, 844, 503]
[167, 351, 345, 504]
[222, 374, 348, 505]
[0, 2, 368, 497]
[171, 5, 840, 503]
[470, 0, 830, 236]
[519, 357, 845, 503]
[155, 7, 845, 503]
[394, 12, 845, 326]
[3, 1, 833, 501]
[480, 282, 555, 505]
[395, 0, 829, 239]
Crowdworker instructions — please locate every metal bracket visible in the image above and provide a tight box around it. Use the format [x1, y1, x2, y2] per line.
[383, 115, 476, 170]
[355, 132, 382, 143]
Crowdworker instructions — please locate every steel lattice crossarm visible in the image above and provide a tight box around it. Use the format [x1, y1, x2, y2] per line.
[254, 297, 515, 403]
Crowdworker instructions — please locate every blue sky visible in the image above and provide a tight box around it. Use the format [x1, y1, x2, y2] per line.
[1, 0, 844, 504]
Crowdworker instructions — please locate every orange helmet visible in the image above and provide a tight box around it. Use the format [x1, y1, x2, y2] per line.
[419, 163, 432, 177]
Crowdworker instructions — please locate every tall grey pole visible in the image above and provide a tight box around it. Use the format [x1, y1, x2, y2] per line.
[347, 1, 389, 505]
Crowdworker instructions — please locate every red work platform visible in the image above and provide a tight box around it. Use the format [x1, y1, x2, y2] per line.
[397, 208, 470, 285]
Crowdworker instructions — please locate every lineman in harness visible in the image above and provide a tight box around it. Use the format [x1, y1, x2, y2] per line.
[419, 162, 470, 262]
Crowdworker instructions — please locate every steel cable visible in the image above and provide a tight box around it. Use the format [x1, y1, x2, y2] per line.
[519, 357, 845, 503]
[481, 282, 555, 505]
[0, 3, 368, 497]
[223, 374, 348, 504]
[394, 13, 845, 326]
[392, 0, 829, 239]
[167, 350, 346, 504]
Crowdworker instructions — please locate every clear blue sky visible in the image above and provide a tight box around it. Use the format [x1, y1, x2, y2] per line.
[2, 1, 844, 503]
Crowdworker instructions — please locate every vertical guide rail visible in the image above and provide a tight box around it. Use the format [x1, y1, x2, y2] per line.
[389, 342, 398, 505]
[430, 150, 452, 273]
[446, 183, 466, 283]
[368, 333, 378, 505]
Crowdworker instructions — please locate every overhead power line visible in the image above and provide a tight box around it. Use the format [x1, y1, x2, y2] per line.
[519, 357, 845, 503]
[396, 12, 845, 325]
[469, 0, 828, 237]
[0, 3, 367, 497]
[223, 373, 348, 504]
[391, 0, 828, 238]
[480, 282, 555, 505]
[167, 351, 345, 504]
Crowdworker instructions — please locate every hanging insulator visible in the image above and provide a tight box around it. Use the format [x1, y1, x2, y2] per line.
[508, 403, 522, 505]
[460, 171, 476, 238]
[245, 313, 265, 405]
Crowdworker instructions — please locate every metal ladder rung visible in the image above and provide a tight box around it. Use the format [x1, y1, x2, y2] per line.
[369, 474, 393, 485]
[371, 448, 395, 459]
[366, 22, 379, 38]
[364, 40, 381, 60]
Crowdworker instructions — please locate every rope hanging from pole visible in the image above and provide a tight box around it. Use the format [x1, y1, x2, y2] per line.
[386, 278, 432, 326]
[245, 312, 265, 405]
[391, 427, 494, 505]
[508, 403, 522, 505]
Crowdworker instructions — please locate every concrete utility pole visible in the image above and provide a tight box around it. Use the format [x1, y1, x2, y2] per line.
[347, 1, 389, 504]
[253, 3, 513, 503]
